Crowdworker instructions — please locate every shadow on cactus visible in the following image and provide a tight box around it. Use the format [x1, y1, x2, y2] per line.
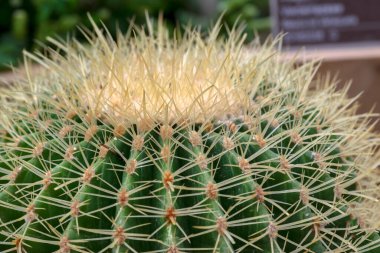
[0, 17, 379, 253]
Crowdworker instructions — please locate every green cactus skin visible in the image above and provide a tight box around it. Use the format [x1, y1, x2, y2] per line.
[0, 19, 379, 252]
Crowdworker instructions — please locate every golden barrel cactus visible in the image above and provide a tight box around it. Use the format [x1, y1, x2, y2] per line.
[0, 18, 379, 252]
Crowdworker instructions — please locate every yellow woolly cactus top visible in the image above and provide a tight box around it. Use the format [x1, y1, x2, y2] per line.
[4, 18, 316, 127]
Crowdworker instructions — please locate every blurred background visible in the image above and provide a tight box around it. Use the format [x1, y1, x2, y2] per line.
[0, 0, 270, 70]
[0, 0, 379, 131]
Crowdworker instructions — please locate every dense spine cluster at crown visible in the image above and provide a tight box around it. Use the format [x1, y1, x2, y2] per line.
[0, 18, 379, 252]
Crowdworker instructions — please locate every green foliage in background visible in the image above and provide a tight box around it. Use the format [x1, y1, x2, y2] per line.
[0, 0, 270, 71]
[218, 0, 270, 34]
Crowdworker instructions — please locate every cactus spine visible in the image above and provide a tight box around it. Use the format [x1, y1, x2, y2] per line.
[0, 18, 379, 252]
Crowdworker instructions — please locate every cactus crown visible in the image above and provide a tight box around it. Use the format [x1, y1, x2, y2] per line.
[0, 17, 379, 252]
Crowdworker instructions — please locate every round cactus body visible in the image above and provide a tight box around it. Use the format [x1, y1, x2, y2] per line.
[0, 19, 379, 252]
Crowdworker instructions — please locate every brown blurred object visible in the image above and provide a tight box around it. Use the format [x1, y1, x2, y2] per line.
[0, 70, 19, 86]
[284, 45, 380, 132]
[0, 65, 42, 87]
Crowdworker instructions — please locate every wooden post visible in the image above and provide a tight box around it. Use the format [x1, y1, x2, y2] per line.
[284, 45, 380, 132]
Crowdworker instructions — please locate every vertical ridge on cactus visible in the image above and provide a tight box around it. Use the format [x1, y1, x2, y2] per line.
[0, 17, 379, 252]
